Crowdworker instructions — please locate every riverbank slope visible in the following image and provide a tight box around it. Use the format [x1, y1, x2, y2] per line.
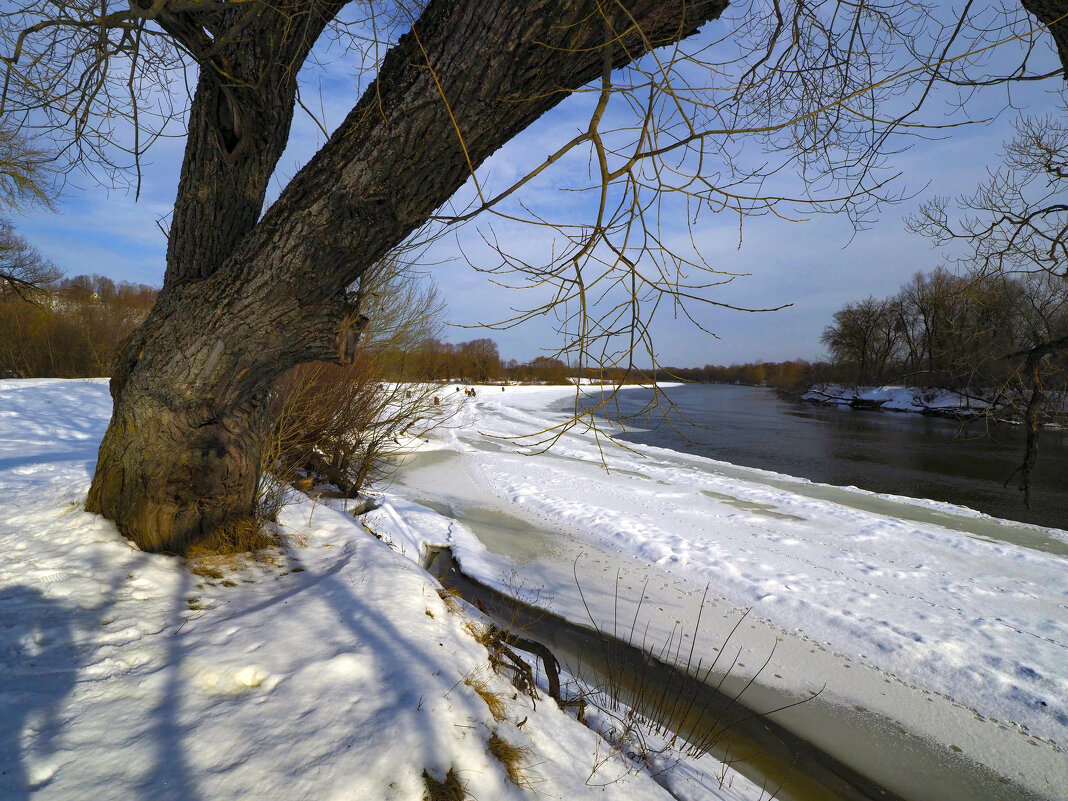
[367, 383, 1068, 800]
[0, 378, 765, 801]
[3, 379, 1065, 800]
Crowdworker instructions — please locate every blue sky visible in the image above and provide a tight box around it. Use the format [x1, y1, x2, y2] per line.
[12, 5, 1065, 367]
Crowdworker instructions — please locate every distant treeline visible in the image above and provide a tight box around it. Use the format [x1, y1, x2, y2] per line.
[649, 361, 812, 388]
[1, 273, 158, 378]
[379, 337, 608, 384]
[11, 262, 1059, 402]
[819, 267, 1067, 395]
[1, 302, 586, 385]
[655, 267, 1067, 399]
[649, 270, 1067, 398]
[1, 286, 647, 386]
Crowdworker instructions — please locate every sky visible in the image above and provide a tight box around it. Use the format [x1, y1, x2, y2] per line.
[11, 3, 1066, 368]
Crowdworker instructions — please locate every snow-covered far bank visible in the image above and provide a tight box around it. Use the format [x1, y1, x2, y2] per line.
[803, 382, 1067, 423]
[801, 383, 995, 416]
[364, 382, 1068, 801]
[0, 379, 768, 801]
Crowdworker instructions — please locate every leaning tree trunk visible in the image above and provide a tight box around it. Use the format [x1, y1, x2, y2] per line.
[87, 0, 727, 552]
[85, 0, 346, 551]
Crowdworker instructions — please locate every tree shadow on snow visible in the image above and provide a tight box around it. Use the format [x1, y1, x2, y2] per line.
[281, 543, 488, 773]
[0, 584, 79, 800]
[0, 452, 99, 474]
[140, 569, 202, 801]
[0, 558, 202, 801]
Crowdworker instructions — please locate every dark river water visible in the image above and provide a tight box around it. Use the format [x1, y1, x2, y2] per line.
[577, 384, 1068, 530]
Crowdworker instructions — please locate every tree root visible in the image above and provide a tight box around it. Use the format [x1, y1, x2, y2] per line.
[474, 600, 586, 720]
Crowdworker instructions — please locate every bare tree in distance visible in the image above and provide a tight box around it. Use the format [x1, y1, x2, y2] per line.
[0, 219, 60, 301]
[909, 113, 1067, 504]
[1, 0, 1065, 551]
[910, 112, 1068, 281]
[0, 127, 55, 209]
[0, 128, 58, 299]
[821, 297, 903, 386]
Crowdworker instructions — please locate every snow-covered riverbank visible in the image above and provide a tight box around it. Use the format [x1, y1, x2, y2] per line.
[802, 382, 1066, 426]
[801, 384, 993, 416]
[0, 379, 765, 801]
[2, 379, 1065, 800]
[365, 383, 1068, 801]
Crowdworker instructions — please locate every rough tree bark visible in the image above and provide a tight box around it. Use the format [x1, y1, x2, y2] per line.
[160, 4, 345, 287]
[86, 0, 727, 552]
[1020, 0, 1068, 75]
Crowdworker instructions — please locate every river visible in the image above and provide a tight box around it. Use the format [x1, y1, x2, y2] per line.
[574, 383, 1068, 530]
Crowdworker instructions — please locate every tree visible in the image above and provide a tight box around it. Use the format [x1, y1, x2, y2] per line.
[820, 297, 903, 384]
[456, 338, 501, 383]
[910, 111, 1068, 281]
[527, 356, 571, 385]
[0, 219, 60, 300]
[0, 127, 54, 212]
[741, 363, 768, 386]
[910, 115, 1068, 503]
[1003, 278, 1068, 504]
[0, 124, 58, 301]
[3, 0, 1065, 551]
[895, 268, 969, 382]
[409, 338, 456, 382]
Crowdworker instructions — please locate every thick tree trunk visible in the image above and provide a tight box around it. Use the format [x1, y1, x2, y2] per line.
[1020, 0, 1068, 75]
[88, 0, 727, 552]
[87, 392, 265, 553]
[158, 0, 346, 287]
[86, 255, 343, 552]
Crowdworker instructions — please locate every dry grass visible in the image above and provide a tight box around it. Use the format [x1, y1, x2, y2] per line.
[185, 518, 301, 581]
[464, 674, 508, 722]
[188, 563, 224, 580]
[488, 734, 532, 788]
[187, 517, 280, 557]
[463, 620, 493, 647]
[422, 768, 467, 801]
[436, 586, 464, 614]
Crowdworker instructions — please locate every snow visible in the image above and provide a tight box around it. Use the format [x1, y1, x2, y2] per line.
[0, 378, 763, 801]
[3, 378, 1066, 801]
[368, 383, 1068, 800]
[802, 383, 992, 414]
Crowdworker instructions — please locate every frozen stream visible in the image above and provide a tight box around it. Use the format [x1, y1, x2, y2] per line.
[388, 450, 1053, 801]
[425, 544, 899, 801]
[365, 385, 1068, 801]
